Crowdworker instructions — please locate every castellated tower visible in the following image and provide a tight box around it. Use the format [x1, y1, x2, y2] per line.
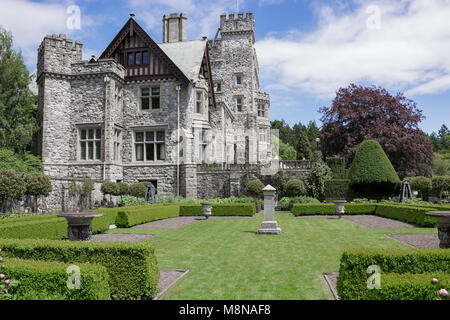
[210, 13, 271, 164]
[36, 34, 83, 163]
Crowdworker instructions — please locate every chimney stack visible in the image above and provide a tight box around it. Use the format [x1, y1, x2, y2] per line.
[162, 13, 187, 43]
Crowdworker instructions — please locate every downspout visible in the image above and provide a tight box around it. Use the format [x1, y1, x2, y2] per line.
[176, 84, 181, 196]
[103, 75, 110, 182]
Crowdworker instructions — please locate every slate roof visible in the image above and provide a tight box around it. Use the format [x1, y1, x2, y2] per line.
[158, 40, 207, 81]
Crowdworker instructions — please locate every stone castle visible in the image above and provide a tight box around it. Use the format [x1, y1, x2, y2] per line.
[36, 12, 272, 210]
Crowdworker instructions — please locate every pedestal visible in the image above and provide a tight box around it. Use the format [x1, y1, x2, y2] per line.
[425, 211, 450, 249]
[258, 185, 282, 235]
[57, 212, 102, 241]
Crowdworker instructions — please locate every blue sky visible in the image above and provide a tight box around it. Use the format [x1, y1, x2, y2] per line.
[1, 0, 449, 134]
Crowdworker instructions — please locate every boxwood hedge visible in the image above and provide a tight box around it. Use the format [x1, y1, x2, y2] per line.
[292, 203, 377, 216]
[338, 248, 450, 300]
[179, 203, 255, 216]
[375, 204, 437, 227]
[0, 238, 159, 300]
[360, 272, 450, 300]
[6, 257, 110, 300]
[115, 204, 180, 228]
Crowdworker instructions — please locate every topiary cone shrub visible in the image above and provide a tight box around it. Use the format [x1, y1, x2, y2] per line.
[348, 140, 401, 200]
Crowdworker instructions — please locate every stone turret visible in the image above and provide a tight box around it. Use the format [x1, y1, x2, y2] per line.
[37, 34, 83, 78]
[219, 12, 254, 42]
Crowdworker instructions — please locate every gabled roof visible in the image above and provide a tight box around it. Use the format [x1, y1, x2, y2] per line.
[99, 17, 189, 84]
[158, 40, 207, 81]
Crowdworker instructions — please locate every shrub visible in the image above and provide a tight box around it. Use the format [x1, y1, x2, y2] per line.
[431, 176, 450, 198]
[259, 170, 290, 198]
[285, 179, 306, 197]
[0, 149, 42, 173]
[24, 173, 52, 198]
[0, 238, 159, 300]
[115, 205, 179, 228]
[375, 204, 437, 227]
[129, 182, 150, 198]
[306, 162, 332, 201]
[116, 196, 146, 207]
[279, 197, 292, 211]
[348, 140, 401, 199]
[338, 248, 450, 300]
[291, 196, 321, 204]
[6, 257, 110, 300]
[324, 179, 349, 200]
[0, 170, 26, 209]
[101, 181, 117, 202]
[326, 157, 347, 179]
[246, 179, 264, 198]
[114, 182, 129, 200]
[408, 176, 432, 201]
[360, 272, 450, 300]
[179, 203, 255, 216]
[292, 203, 377, 216]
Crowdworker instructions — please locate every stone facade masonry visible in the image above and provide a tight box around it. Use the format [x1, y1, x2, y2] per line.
[37, 13, 272, 211]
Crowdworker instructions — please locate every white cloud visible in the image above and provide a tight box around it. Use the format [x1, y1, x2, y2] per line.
[128, 0, 239, 40]
[255, 0, 450, 98]
[259, 0, 285, 6]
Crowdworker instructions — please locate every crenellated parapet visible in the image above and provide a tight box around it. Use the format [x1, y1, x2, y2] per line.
[37, 34, 82, 79]
[220, 12, 254, 34]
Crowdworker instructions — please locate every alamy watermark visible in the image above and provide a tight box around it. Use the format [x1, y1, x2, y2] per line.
[67, 5, 81, 30]
[366, 4, 381, 30]
[66, 265, 81, 290]
[366, 265, 381, 290]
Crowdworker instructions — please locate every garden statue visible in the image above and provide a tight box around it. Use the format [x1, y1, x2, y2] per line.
[400, 180, 413, 202]
[145, 183, 157, 204]
[57, 211, 102, 241]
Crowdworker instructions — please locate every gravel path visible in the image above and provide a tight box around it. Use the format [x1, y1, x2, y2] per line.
[385, 234, 440, 248]
[154, 269, 189, 300]
[133, 216, 252, 229]
[90, 233, 154, 242]
[343, 215, 416, 229]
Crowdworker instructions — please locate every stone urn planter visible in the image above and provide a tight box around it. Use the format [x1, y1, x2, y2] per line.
[333, 200, 347, 219]
[255, 201, 262, 213]
[201, 202, 213, 220]
[425, 211, 450, 249]
[57, 212, 102, 241]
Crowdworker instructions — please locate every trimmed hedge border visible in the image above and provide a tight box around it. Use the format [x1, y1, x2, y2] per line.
[0, 238, 159, 300]
[6, 257, 111, 300]
[337, 248, 450, 300]
[179, 203, 256, 216]
[375, 204, 437, 227]
[360, 272, 450, 300]
[292, 203, 377, 216]
[115, 204, 180, 228]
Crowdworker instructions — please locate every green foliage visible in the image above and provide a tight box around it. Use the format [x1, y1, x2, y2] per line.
[374, 204, 437, 227]
[306, 162, 332, 201]
[432, 153, 449, 176]
[324, 179, 349, 200]
[0, 170, 26, 207]
[285, 179, 306, 197]
[338, 248, 450, 300]
[101, 181, 117, 198]
[431, 176, 450, 198]
[246, 179, 264, 198]
[259, 170, 291, 198]
[0, 238, 159, 300]
[179, 203, 255, 216]
[348, 140, 401, 199]
[407, 176, 432, 200]
[326, 157, 347, 179]
[116, 196, 146, 207]
[292, 203, 377, 216]
[0, 149, 42, 173]
[0, 27, 38, 153]
[115, 205, 179, 228]
[6, 258, 110, 300]
[278, 139, 297, 160]
[129, 182, 149, 198]
[114, 182, 129, 198]
[360, 272, 450, 300]
[80, 178, 94, 197]
[24, 173, 52, 197]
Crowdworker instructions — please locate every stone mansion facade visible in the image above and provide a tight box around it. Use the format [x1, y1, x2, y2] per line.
[36, 12, 271, 210]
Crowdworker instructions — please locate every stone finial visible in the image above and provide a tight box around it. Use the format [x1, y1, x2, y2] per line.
[263, 184, 276, 191]
[130, 13, 135, 19]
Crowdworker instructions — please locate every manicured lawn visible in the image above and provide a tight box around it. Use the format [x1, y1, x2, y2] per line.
[109, 213, 410, 300]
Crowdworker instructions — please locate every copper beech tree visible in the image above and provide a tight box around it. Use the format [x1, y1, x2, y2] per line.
[320, 84, 433, 179]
